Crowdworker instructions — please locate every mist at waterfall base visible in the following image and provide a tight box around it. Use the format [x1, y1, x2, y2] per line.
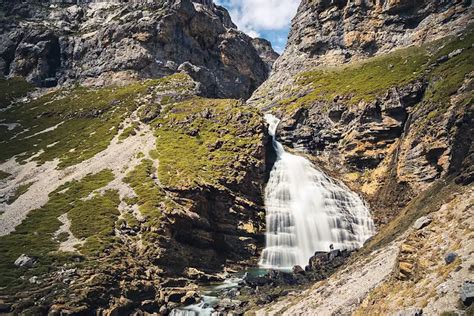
[259, 114, 376, 270]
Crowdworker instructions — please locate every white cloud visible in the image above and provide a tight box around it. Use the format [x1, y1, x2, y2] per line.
[215, 0, 300, 37]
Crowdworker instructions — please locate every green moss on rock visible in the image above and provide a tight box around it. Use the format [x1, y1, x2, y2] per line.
[154, 97, 263, 188]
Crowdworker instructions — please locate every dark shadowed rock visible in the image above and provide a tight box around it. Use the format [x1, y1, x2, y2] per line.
[461, 280, 474, 306]
[444, 253, 458, 265]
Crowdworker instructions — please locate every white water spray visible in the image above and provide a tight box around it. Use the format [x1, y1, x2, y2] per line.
[259, 114, 375, 270]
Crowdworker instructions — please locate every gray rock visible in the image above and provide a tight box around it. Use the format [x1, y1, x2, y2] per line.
[1, 0, 277, 99]
[413, 216, 432, 230]
[460, 280, 474, 306]
[395, 308, 423, 316]
[448, 48, 464, 59]
[444, 252, 458, 264]
[14, 254, 35, 268]
[28, 276, 41, 284]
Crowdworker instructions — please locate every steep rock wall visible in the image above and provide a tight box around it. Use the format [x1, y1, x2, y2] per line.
[0, 0, 277, 99]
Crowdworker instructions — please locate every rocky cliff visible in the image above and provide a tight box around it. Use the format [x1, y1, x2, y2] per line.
[0, 0, 473, 315]
[0, 0, 277, 98]
[252, 0, 472, 105]
[0, 0, 275, 313]
[251, 0, 473, 224]
[248, 1, 473, 315]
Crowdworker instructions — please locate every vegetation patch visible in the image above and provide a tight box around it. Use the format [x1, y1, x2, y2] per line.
[279, 25, 474, 115]
[0, 170, 114, 293]
[68, 190, 120, 257]
[0, 170, 10, 180]
[153, 97, 263, 188]
[7, 182, 34, 204]
[0, 77, 34, 109]
[280, 45, 429, 113]
[118, 122, 139, 141]
[0, 73, 196, 168]
[124, 159, 171, 229]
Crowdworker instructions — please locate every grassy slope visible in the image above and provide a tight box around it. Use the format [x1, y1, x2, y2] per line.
[278, 26, 474, 116]
[0, 72, 265, 297]
[0, 77, 34, 109]
[153, 97, 263, 189]
[0, 73, 195, 168]
[0, 170, 116, 292]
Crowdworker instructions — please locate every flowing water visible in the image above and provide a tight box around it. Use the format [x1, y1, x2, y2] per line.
[259, 114, 376, 270]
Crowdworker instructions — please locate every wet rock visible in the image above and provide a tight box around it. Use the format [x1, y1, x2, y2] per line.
[14, 254, 36, 268]
[180, 291, 199, 305]
[413, 216, 432, 229]
[329, 249, 341, 261]
[460, 280, 474, 306]
[444, 252, 458, 264]
[166, 290, 187, 303]
[0, 301, 11, 313]
[292, 265, 305, 275]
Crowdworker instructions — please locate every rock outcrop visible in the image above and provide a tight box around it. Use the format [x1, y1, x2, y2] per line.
[251, 0, 473, 105]
[249, 0, 473, 223]
[0, 0, 277, 98]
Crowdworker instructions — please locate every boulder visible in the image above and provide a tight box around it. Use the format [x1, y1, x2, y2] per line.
[166, 290, 187, 303]
[460, 280, 474, 306]
[328, 249, 341, 261]
[413, 216, 432, 229]
[444, 252, 458, 264]
[399, 261, 414, 276]
[14, 254, 35, 268]
[292, 265, 305, 275]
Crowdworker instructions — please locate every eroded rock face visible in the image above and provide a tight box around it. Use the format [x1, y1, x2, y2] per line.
[251, 38, 280, 71]
[0, 0, 276, 99]
[249, 0, 473, 224]
[251, 0, 473, 106]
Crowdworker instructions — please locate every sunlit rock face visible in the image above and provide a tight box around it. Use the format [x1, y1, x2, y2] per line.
[259, 115, 375, 269]
[0, 0, 277, 98]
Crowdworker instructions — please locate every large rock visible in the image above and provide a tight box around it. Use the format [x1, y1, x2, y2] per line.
[460, 280, 474, 306]
[413, 216, 432, 230]
[14, 254, 35, 268]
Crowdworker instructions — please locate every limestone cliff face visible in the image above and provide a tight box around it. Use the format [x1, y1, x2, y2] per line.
[250, 0, 473, 223]
[0, 0, 277, 99]
[251, 0, 472, 106]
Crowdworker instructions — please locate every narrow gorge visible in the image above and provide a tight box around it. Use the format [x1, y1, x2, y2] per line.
[0, 0, 472, 315]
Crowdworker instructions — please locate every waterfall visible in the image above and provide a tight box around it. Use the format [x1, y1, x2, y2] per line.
[259, 114, 376, 270]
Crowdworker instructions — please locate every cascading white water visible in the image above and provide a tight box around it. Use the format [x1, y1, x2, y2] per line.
[259, 114, 376, 270]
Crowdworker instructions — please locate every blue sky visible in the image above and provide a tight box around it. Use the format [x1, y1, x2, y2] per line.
[214, 0, 300, 53]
